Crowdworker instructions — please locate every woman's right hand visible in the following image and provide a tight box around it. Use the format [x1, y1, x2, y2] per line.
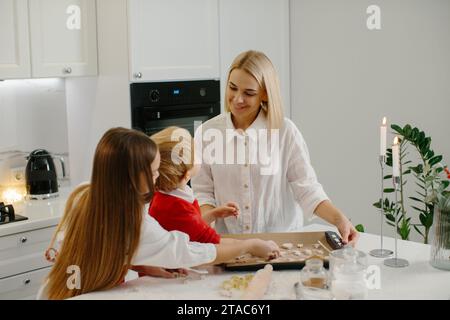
[248, 239, 280, 260]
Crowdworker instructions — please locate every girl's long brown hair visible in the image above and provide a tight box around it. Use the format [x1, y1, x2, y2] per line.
[46, 127, 158, 299]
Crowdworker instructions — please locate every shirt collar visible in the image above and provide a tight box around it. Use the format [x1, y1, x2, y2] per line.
[159, 185, 195, 204]
[225, 110, 268, 143]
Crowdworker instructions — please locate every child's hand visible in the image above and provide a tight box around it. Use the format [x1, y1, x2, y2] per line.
[211, 202, 240, 219]
[131, 265, 188, 278]
[248, 239, 280, 260]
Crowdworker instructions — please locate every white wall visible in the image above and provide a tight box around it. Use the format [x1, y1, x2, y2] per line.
[290, 0, 450, 240]
[218, 0, 291, 116]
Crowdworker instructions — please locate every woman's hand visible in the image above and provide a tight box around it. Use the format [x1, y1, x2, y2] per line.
[131, 265, 188, 278]
[313, 200, 360, 246]
[210, 202, 240, 219]
[248, 239, 280, 260]
[335, 218, 360, 246]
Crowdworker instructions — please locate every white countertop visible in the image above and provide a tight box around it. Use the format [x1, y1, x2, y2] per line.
[0, 187, 70, 237]
[73, 223, 450, 300]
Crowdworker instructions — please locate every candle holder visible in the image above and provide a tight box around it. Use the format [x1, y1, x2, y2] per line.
[369, 156, 394, 258]
[369, 155, 393, 258]
[384, 176, 409, 268]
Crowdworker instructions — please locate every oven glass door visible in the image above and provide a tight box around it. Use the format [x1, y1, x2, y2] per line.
[140, 104, 219, 136]
[143, 115, 212, 136]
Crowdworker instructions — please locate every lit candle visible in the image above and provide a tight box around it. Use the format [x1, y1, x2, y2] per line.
[1, 187, 26, 203]
[380, 117, 387, 157]
[392, 136, 400, 177]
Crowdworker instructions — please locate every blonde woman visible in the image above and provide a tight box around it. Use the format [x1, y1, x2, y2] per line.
[192, 50, 359, 245]
[39, 127, 279, 299]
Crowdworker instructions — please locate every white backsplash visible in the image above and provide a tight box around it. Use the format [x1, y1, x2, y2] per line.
[0, 78, 70, 188]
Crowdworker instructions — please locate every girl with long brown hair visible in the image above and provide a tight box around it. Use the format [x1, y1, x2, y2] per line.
[40, 127, 278, 299]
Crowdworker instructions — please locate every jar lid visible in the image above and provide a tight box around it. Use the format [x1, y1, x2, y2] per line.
[330, 246, 367, 278]
[330, 246, 367, 264]
[305, 258, 324, 269]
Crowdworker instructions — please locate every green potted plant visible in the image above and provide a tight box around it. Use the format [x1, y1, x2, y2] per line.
[372, 124, 449, 245]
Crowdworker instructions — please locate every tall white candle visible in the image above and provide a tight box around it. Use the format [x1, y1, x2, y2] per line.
[380, 117, 387, 157]
[392, 136, 400, 177]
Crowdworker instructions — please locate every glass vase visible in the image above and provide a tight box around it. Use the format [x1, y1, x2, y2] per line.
[430, 206, 450, 270]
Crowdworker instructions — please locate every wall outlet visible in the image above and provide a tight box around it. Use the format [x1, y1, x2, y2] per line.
[10, 166, 26, 183]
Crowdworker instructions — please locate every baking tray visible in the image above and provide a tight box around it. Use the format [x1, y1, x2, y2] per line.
[221, 231, 342, 271]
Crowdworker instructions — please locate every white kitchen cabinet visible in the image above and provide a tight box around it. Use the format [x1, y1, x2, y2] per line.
[0, 0, 31, 79]
[0, 225, 56, 300]
[29, 0, 98, 78]
[0, 267, 51, 300]
[218, 0, 290, 115]
[128, 0, 220, 82]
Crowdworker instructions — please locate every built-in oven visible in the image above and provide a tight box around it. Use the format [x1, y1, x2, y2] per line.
[130, 80, 220, 136]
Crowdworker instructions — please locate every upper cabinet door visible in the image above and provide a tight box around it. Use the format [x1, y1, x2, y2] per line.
[0, 0, 31, 79]
[219, 0, 290, 116]
[128, 0, 220, 82]
[29, 0, 98, 78]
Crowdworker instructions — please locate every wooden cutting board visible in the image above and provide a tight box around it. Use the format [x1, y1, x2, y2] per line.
[221, 231, 341, 271]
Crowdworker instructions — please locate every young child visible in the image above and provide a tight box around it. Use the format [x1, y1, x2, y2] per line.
[149, 127, 251, 245]
[39, 127, 278, 299]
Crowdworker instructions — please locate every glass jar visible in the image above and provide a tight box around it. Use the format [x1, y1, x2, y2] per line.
[294, 282, 333, 300]
[430, 206, 450, 270]
[329, 246, 368, 300]
[300, 258, 328, 289]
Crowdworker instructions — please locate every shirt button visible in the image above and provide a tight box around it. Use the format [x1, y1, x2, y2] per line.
[245, 205, 249, 210]
[245, 225, 250, 231]
[244, 184, 248, 188]
[244, 163, 248, 167]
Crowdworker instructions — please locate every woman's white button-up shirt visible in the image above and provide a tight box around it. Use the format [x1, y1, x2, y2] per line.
[191, 111, 329, 234]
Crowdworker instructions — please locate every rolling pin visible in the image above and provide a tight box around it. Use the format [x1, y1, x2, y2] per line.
[241, 264, 273, 300]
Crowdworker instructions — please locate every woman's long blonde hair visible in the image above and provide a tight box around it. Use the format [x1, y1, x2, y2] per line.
[46, 127, 158, 299]
[225, 50, 284, 129]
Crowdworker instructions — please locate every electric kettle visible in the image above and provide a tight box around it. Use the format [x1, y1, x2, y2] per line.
[25, 149, 66, 200]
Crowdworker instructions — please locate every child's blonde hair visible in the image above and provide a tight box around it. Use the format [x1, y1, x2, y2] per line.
[151, 127, 194, 192]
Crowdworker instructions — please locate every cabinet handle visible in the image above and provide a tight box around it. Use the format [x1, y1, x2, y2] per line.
[20, 237, 27, 243]
[23, 279, 31, 285]
[63, 67, 72, 74]
[134, 72, 142, 79]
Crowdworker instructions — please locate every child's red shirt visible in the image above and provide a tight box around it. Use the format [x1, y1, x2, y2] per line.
[149, 187, 220, 244]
